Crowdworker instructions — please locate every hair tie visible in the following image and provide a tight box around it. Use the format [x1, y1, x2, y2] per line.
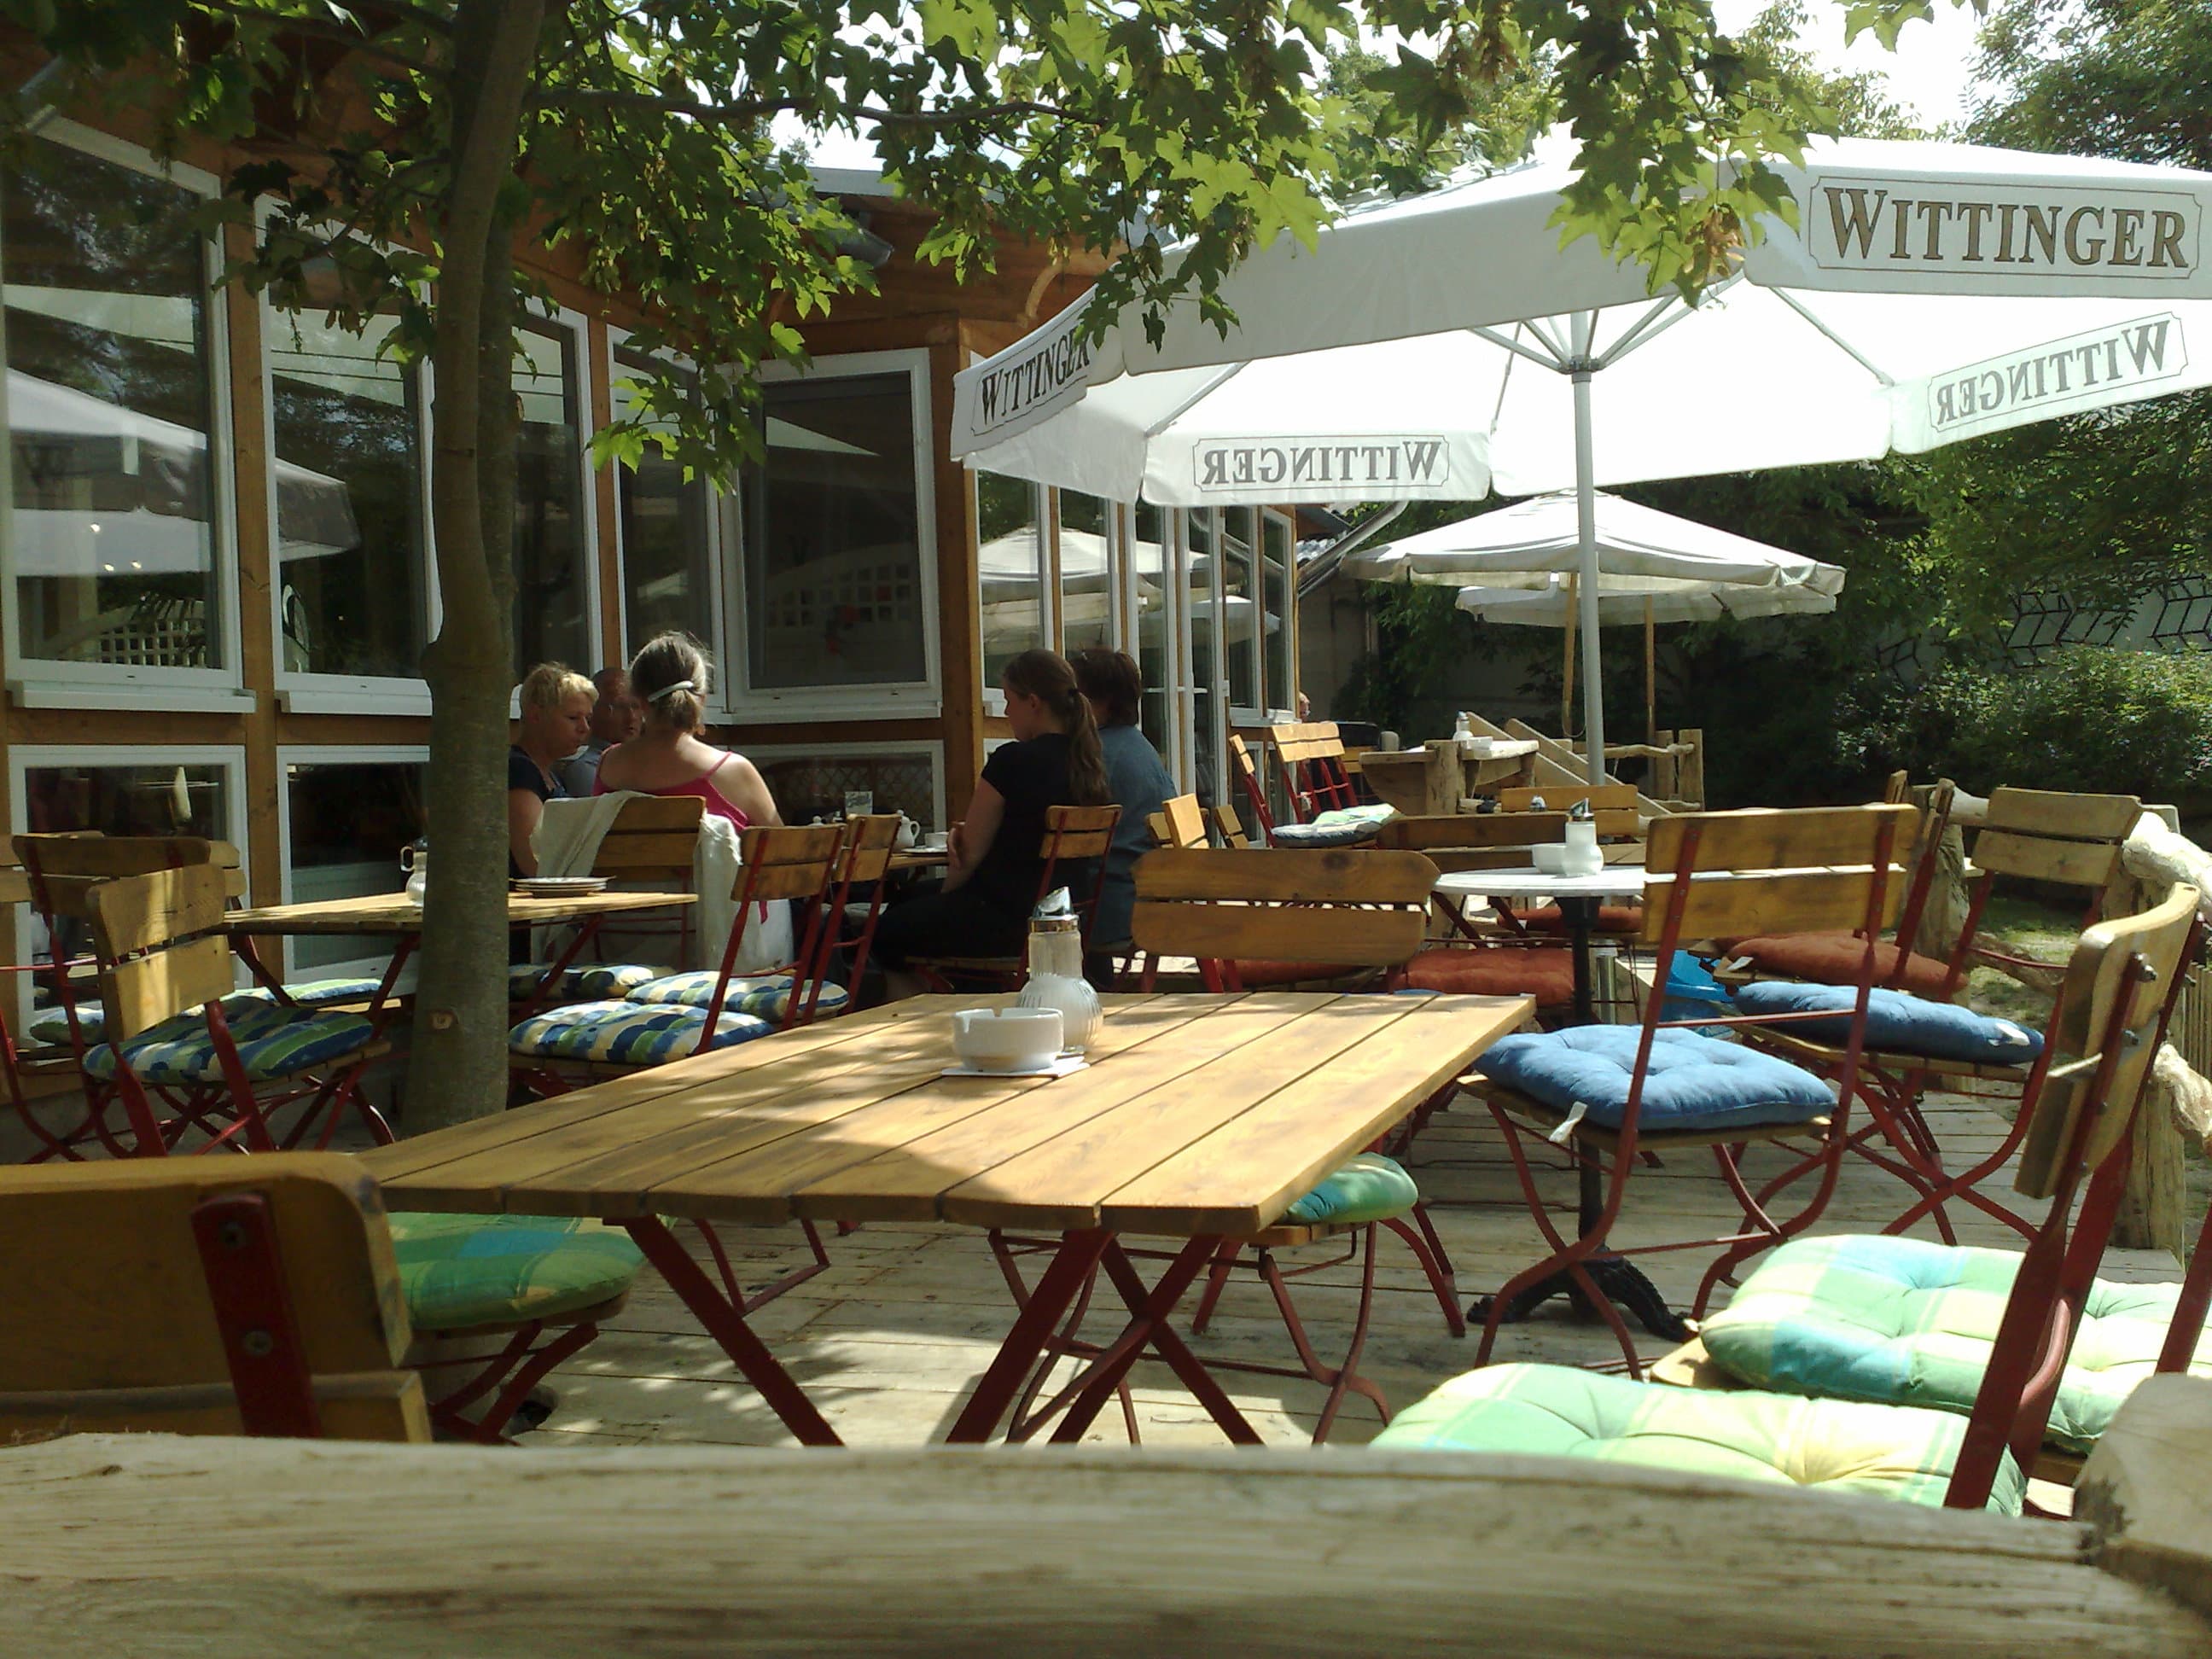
[648, 678, 696, 703]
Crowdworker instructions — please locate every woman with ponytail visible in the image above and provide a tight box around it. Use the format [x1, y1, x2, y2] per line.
[875, 648, 1112, 982]
[593, 632, 780, 828]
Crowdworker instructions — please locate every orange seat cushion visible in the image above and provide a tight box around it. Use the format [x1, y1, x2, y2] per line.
[1397, 946, 1576, 1007]
[1732, 933, 1953, 1000]
[1503, 903, 1644, 935]
[1228, 959, 1364, 987]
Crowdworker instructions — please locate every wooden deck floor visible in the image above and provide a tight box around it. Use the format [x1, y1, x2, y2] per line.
[511, 1088, 2196, 1451]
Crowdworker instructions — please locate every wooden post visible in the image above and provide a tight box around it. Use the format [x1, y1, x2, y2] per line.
[1677, 728, 1705, 812]
[1560, 573, 1577, 741]
[2078, 1375, 2212, 1625]
[1653, 728, 1677, 806]
[1644, 595, 1656, 748]
[1419, 739, 1461, 817]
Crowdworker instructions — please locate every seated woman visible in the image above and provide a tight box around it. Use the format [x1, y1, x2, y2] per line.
[875, 649, 1112, 989]
[592, 632, 780, 829]
[509, 663, 595, 879]
[1071, 646, 1175, 971]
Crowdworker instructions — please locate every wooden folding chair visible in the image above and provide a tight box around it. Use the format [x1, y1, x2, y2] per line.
[509, 795, 709, 1012]
[812, 812, 905, 1017]
[908, 804, 1121, 990]
[0, 1153, 428, 1442]
[1210, 803, 1252, 849]
[1465, 805, 1915, 1375]
[1266, 721, 1363, 820]
[1146, 793, 1210, 852]
[1225, 733, 1280, 843]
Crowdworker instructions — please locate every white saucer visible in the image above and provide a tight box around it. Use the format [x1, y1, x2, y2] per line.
[940, 1055, 1089, 1080]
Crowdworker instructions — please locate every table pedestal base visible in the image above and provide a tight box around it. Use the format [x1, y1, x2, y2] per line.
[1473, 1159, 1691, 1345]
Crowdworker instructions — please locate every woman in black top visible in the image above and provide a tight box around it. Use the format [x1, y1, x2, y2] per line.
[876, 649, 1112, 986]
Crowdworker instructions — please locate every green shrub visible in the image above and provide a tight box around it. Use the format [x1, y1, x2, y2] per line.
[1852, 647, 2212, 800]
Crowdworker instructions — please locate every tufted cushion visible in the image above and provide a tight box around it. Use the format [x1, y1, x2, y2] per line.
[1699, 1234, 2212, 1452]
[1281, 1153, 1419, 1227]
[83, 1001, 375, 1085]
[387, 1211, 643, 1331]
[1732, 981, 2043, 1066]
[509, 998, 774, 1067]
[1271, 818, 1382, 848]
[31, 977, 381, 1049]
[510, 962, 672, 1003]
[1397, 946, 1576, 1007]
[625, 970, 852, 1022]
[1474, 1026, 1833, 1134]
[1732, 932, 1953, 1000]
[1371, 1362, 2023, 1513]
[1503, 903, 1644, 935]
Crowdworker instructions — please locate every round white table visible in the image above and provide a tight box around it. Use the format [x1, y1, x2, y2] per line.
[1433, 864, 1650, 1026]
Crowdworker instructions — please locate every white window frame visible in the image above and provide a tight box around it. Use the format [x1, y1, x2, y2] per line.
[1220, 504, 1269, 726]
[5, 742, 250, 1024]
[605, 327, 734, 711]
[1261, 506, 1298, 720]
[511, 301, 602, 679]
[727, 347, 941, 723]
[260, 207, 439, 717]
[742, 737, 947, 832]
[275, 742, 428, 984]
[0, 119, 251, 713]
[976, 470, 1051, 718]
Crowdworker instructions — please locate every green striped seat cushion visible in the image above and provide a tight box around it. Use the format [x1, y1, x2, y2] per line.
[1699, 1234, 2212, 1452]
[1281, 1152, 1419, 1226]
[506, 962, 665, 1002]
[28, 977, 381, 1048]
[82, 1002, 376, 1085]
[623, 970, 852, 1022]
[1371, 1362, 2024, 1514]
[387, 1211, 643, 1331]
[509, 998, 775, 1066]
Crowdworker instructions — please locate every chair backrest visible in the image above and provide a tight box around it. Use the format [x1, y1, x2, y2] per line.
[1883, 769, 1911, 805]
[1266, 721, 1357, 818]
[1040, 804, 1121, 867]
[731, 824, 847, 905]
[1639, 805, 1917, 949]
[591, 795, 707, 883]
[0, 1153, 427, 1441]
[1496, 784, 1642, 839]
[1148, 795, 1209, 852]
[15, 832, 220, 922]
[1225, 734, 1277, 834]
[1377, 812, 1569, 873]
[1131, 848, 1440, 970]
[88, 864, 236, 1042]
[1970, 788, 2140, 894]
[837, 813, 905, 886]
[1210, 803, 1252, 849]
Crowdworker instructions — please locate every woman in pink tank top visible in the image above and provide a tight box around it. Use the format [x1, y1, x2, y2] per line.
[592, 633, 780, 828]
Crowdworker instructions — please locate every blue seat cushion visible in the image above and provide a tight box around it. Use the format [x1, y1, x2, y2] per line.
[624, 970, 852, 1022]
[507, 962, 667, 1002]
[30, 976, 381, 1048]
[1731, 981, 2044, 1065]
[84, 1001, 376, 1085]
[1281, 1152, 1418, 1226]
[1473, 1027, 1834, 1134]
[509, 999, 775, 1067]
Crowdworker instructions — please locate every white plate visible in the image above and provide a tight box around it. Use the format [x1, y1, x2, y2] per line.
[940, 1055, 1089, 1080]
[515, 876, 609, 894]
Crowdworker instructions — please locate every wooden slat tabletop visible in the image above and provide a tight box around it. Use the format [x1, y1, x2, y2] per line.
[224, 890, 695, 935]
[360, 991, 1533, 1237]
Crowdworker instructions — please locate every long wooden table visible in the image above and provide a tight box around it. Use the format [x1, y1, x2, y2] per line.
[359, 989, 1531, 1447]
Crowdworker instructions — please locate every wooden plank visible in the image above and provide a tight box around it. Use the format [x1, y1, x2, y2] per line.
[1135, 847, 1438, 904]
[0, 1371, 428, 1444]
[938, 996, 1433, 1231]
[102, 934, 235, 1041]
[88, 864, 229, 958]
[1379, 813, 1566, 853]
[1645, 803, 1917, 873]
[1100, 993, 1532, 1234]
[591, 834, 703, 876]
[15, 834, 218, 882]
[1988, 786, 2142, 842]
[1972, 828, 2126, 889]
[785, 994, 1323, 1225]
[1134, 905, 1425, 968]
[224, 890, 694, 935]
[2079, 1375, 2212, 1626]
[1641, 868, 1904, 943]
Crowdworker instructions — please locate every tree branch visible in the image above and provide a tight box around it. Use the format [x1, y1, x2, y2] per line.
[190, 0, 449, 79]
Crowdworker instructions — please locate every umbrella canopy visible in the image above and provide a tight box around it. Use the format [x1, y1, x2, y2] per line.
[1348, 492, 1846, 622]
[954, 135, 2212, 777]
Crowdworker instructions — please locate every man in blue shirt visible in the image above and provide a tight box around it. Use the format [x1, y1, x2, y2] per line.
[1071, 646, 1177, 981]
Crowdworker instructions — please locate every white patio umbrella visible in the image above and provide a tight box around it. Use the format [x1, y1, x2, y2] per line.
[952, 135, 2212, 779]
[1347, 490, 1845, 740]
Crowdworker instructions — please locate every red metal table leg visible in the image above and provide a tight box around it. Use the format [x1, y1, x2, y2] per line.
[620, 1214, 841, 1447]
[1068, 1237, 1265, 1446]
[946, 1227, 1114, 1443]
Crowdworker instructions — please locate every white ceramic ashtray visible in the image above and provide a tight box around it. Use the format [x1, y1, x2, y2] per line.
[1531, 843, 1569, 876]
[951, 1006, 1064, 1074]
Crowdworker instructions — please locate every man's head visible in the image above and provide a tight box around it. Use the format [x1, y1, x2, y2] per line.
[591, 667, 644, 745]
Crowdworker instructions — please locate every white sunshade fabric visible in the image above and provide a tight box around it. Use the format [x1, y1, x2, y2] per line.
[1345, 491, 1846, 623]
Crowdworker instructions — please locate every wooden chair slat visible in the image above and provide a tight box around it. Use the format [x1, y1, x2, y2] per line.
[1133, 906, 1427, 968]
[604, 796, 709, 833]
[1986, 786, 2142, 843]
[1645, 804, 1918, 873]
[14, 834, 218, 879]
[1137, 848, 1439, 905]
[1640, 867, 1906, 943]
[1971, 829, 2127, 889]
[738, 824, 846, 866]
[590, 833, 705, 876]
[838, 813, 905, 883]
[1151, 795, 1208, 851]
[102, 934, 236, 1041]
[1378, 813, 1569, 853]
[89, 864, 229, 958]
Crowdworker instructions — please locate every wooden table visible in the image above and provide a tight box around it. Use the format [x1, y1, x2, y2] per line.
[1359, 740, 1540, 817]
[885, 847, 949, 874]
[358, 989, 1531, 1447]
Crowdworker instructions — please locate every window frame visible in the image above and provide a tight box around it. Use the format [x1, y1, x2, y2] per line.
[741, 737, 948, 832]
[725, 347, 941, 723]
[274, 742, 428, 984]
[975, 470, 1051, 718]
[509, 301, 603, 681]
[1220, 504, 1268, 726]
[259, 207, 439, 717]
[0, 119, 249, 713]
[1261, 506, 1298, 719]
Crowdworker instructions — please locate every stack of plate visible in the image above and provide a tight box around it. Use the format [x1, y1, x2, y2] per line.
[514, 876, 610, 897]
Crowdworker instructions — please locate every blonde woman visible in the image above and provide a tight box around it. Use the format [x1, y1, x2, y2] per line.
[508, 662, 595, 878]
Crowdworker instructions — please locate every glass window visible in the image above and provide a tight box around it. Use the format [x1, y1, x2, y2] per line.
[750, 748, 940, 830]
[513, 320, 591, 675]
[976, 472, 1043, 691]
[1263, 510, 1294, 715]
[744, 370, 926, 690]
[614, 345, 713, 660]
[1220, 505, 1261, 713]
[1057, 491, 1113, 657]
[1187, 509, 1220, 807]
[284, 757, 426, 974]
[4, 136, 223, 672]
[1128, 503, 1173, 760]
[268, 265, 428, 681]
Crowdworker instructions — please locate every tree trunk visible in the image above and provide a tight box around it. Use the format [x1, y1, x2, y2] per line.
[403, 0, 544, 1134]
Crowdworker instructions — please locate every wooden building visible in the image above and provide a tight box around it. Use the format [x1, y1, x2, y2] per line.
[0, 95, 1306, 990]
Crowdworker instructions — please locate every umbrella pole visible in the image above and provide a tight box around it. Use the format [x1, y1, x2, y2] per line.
[1570, 313, 1606, 785]
[1562, 573, 1577, 740]
[1644, 595, 1656, 747]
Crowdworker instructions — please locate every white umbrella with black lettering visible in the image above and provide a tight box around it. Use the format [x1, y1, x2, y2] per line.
[952, 134, 2212, 779]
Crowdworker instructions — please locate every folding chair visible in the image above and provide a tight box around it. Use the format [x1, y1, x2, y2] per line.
[1378, 881, 2202, 1516]
[509, 794, 708, 1010]
[1146, 793, 1210, 852]
[1266, 720, 1364, 819]
[906, 804, 1121, 991]
[1210, 802, 1252, 849]
[1226, 733, 1390, 848]
[1462, 804, 1916, 1375]
[81, 865, 393, 1155]
[808, 812, 905, 1017]
[1734, 787, 2142, 1246]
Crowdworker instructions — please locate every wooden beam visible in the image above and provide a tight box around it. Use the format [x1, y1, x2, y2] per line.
[223, 220, 284, 909]
[588, 315, 624, 671]
[2078, 1374, 2212, 1626]
[929, 336, 983, 823]
[3, 1434, 2208, 1656]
